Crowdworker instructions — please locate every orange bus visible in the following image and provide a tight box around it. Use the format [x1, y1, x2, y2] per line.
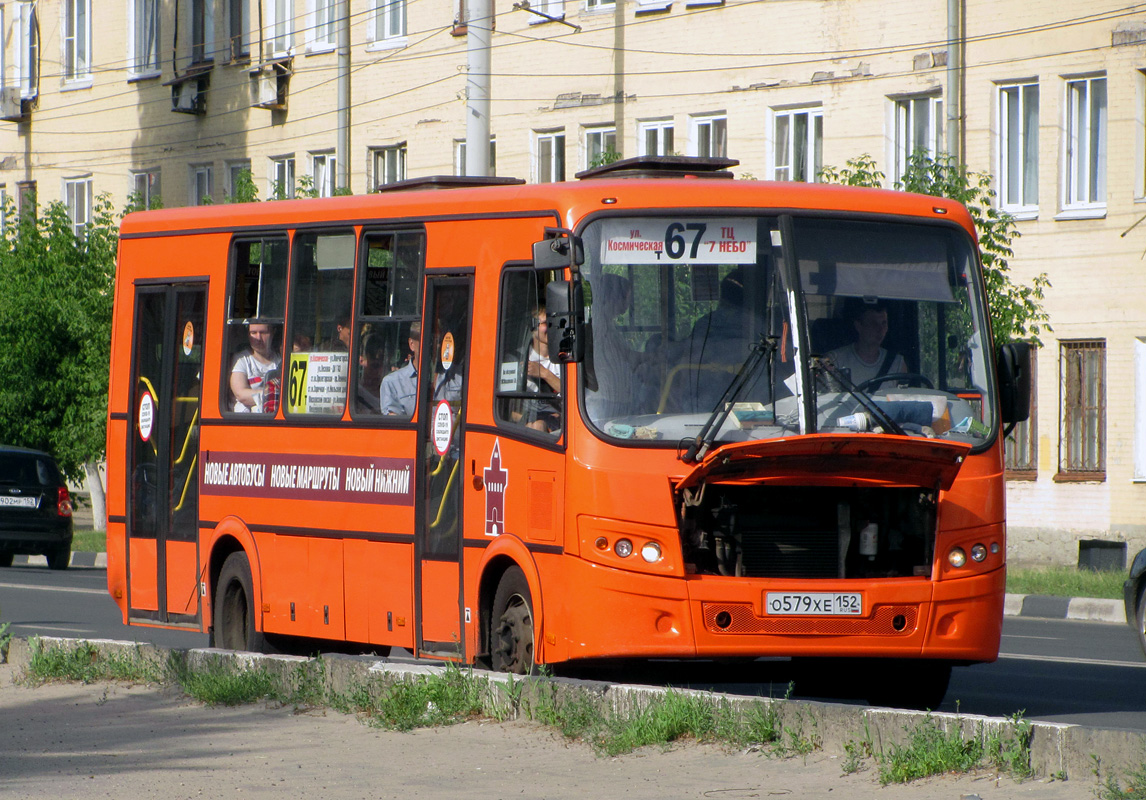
[106, 157, 1029, 708]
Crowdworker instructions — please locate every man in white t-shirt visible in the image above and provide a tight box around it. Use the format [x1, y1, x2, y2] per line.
[826, 302, 906, 387]
[230, 323, 281, 412]
[523, 306, 561, 432]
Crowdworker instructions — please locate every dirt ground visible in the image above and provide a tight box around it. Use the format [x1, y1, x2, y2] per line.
[0, 662, 1088, 800]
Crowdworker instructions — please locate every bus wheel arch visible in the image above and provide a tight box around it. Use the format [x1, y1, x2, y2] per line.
[206, 518, 264, 652]
[477, 543, 542, 673]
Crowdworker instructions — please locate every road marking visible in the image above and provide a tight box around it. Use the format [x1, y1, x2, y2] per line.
[12, 624, 92, 634]
[1002, 634, 1061, 641]
[0, 581, 105, 596]
[999, 652, 1146, 669]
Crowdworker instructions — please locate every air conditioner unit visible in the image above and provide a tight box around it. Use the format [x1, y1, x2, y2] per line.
[171, 79, 206, 115]
[249, 60, 291, 111]
[0, 87, 28, 121]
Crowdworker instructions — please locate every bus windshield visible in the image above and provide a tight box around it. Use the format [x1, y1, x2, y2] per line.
[579, 214, 995, 448]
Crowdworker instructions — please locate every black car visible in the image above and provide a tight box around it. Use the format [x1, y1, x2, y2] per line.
[0, 446, 74, 569]
[1125, 547, 1146, 659]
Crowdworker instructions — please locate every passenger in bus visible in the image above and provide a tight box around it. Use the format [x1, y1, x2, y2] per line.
[230, 322, 281, 413]
[333, 313, 353, 351]
[522, 305, 561, 432]
[825, 299, 906, 387]
[380, 321, 421, 416]
[356, 331, 387, 413]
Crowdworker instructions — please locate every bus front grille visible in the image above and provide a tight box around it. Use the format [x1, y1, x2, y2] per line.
[739, 529, 839, 579]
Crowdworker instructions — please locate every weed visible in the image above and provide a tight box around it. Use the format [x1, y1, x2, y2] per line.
[367, 662, 488, 731]
[281, 656, 327, 709]
[878, 714, 982, 785]
[1006, 565, 1123, 600]
[985, 711, 1033, 779]
[1094, 753, 1146, 800]
[24, 640, 162, 685]
[170, 656, 276, 706]
[842, 718, 874, 775]
[0, 620, 11, 662]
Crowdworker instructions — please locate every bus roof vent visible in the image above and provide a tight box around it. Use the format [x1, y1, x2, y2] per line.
[374, 175, 526, 192]
[575, 155, 739, 181]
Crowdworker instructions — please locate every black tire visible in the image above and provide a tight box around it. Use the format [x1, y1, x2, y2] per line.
[46, 544, 70, 571]
[490, 567, 536, 674]
[1136, 586, 1146, 660]
[865, 659, 952, 711]
[213, 551, 267, 653]
[0, 552, 13, 568]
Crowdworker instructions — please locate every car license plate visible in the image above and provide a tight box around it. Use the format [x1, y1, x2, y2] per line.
[0, 495, 39, 509]
[765, 592, 862, 616]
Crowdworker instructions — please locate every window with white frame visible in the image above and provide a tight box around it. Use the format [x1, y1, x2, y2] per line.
[454, 138, 496, 176]
[998, 82, 1039, 214]
[892, 94, 942, 182]
[190, 164, 213, 205]
[130, 0, 161, 76]
[533, 130, 565, 183]
[190, 0, 212, 63]
[772, 106, 822, 182]
[309, 0, 336, 50]
[638, 119, 674, 157]
[584, 126, 616, 169]
[63, 0, 92, 83]
[10, 2, 39, 98]
[130, 168, 161, 209]
[585, 0, 614, 10]
[311, 152, 336, 197]
[370, 0, 407, 45]
[530, 0, 564, 20]
[1063, 75, 1107, 212]
[228, 0, 249, 60]
[372, 145, 407, 188]
[270, 155, 295, 198]
[690, 115, 727, 159]
[64, 177, 92, 237]
[267, 0, 293, 55]
[226, 160, 253, 201]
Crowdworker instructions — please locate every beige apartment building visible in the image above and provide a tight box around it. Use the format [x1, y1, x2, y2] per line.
[1, 0, 1143, 566]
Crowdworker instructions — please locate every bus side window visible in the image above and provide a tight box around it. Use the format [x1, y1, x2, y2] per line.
[495, 268, 561, 436]
[285, 231, 356, 417]
[223, 236, 288, 415]
[352, 230, 425, 418]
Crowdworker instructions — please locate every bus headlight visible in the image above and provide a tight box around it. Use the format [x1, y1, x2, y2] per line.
[970, 543, 988, 562]
[614, 539, 634, 558]
[640, 542, 662, 563]
[947, 547, 967, 568]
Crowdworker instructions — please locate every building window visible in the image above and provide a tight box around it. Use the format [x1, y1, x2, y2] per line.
[533, 130, 565, 183]
[585, 0, 614, 10]
[63, 0, 91, 83]
[998, 83, 1039, 214]
[11, 2, 39, 98]
[454, 137, 496, 176]
[310, 0, 337, 50]
[130, 168, 161, 209]
[267, 0, 293, 55]
[1005, 349, 1037, 477]
[270, 155, 295, 198]
[1059, 340, 1105, 478]
[371, 0, 407, 44]
[892, 94, 942, 182]
[190, 164, 213, 205]
[371, 145, 407, 188]
[130, 0, 160, 76]
[311, 152, 336, 197]
[772, 107, 822, 182]
[1063, 75, 1107, 212]
[63, 177, 92, 237]
[638, 119, 674, 157]
[584, 126, 616, 169]
[690, 115, 727, 159]
[228, 0, 249, 61]
[225, 160, 253, 201]
[190, 0, 212, 64]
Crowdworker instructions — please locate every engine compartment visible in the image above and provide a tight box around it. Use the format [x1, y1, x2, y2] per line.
[678, 483, 938, 579]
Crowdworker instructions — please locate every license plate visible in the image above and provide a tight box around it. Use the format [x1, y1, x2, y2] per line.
[765, 592, 862, 616]
[0, 495, 39, 509]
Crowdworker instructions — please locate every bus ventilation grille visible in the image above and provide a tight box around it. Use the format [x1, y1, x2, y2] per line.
[739, 529, 839, 579]
[702, 603, 918, 636]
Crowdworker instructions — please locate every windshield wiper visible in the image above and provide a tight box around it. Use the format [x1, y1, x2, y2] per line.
[681, 335, 777, 464]
[814, 358, 906, 437]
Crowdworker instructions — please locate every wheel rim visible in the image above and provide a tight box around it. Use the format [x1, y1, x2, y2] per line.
[219, 580, 249, 650]
[493, 593, 533, 673]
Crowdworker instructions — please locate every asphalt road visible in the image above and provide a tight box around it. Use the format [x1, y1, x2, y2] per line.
[2, 562, 1144, 730]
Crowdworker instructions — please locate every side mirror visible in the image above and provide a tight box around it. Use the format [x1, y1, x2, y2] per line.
[996, 341, 1031, 425]
[546, 280, 585, 364]
[532, 228, 584, 272]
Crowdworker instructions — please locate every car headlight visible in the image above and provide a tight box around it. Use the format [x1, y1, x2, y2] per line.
[640, 542, 662, 563]
[948, 547, 967, 568]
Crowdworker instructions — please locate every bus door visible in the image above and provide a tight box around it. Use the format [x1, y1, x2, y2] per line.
[126, 284, 206, 627]
[415, 276, 471, 656]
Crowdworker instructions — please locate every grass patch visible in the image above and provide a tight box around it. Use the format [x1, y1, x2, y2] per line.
[1095, 753, 1146, 800]
[1006, 566, 1125, 600]
[71, 529, 106, 553]
[876, 712, 1032, 785]
[24, 640, 163, 685]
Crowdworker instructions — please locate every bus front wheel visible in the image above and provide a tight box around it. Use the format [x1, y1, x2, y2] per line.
[491, 567, 535, 674]
[213, 551, 267, 653]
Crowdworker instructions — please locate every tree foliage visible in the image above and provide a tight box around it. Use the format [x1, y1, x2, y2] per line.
[819, 152, 1051, 345]
[0, 195, 117, 480]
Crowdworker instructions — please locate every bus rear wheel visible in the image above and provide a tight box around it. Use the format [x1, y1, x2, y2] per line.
[491, 567, 535, 674]
[213, 551, 266, 653]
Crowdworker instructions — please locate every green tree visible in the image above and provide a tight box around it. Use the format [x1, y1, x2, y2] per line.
[226, 168, 260, 203]
[0, 193, 118, 530]
[819, 152, 1051, 345]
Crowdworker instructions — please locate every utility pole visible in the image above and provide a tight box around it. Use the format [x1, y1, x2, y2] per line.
[945, 0, 962, 163]
[337, 0, 351, 191]
[465, 0, 492, 176]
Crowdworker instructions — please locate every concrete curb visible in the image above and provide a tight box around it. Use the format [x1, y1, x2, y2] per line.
[11, 552, 107, 569]
[1005, 593, 1126, 624]
[5, 635, 1145, 783]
